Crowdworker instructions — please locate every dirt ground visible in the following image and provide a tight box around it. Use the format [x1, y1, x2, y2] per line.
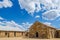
[0, 37, 60, 40]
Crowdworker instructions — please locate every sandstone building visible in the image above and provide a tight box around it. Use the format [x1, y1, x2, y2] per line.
[0, 21, 60, 39]
[0, 31, 25, 37]
[0, 25, 26, 37]
[28, 21, 60, 38]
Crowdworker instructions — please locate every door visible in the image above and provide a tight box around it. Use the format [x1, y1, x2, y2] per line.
[36, 32, 38, 38]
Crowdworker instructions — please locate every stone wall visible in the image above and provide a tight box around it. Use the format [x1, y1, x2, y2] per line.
[0, 31, 25, 37]
[56, 30, 60, 38]
[29, 21, 56, 39]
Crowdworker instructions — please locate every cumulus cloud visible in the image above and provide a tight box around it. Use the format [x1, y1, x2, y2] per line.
[0, 17, 33, 31]
[35, 15, 40, 18]
[18, 0, 60, 15]
[18, 0, 41, 15]
[42, 10, 60, 20]
[0, 0, 13, 8]
[0, 20, 25, 31]
[0, 17, 25, 31]
[22, 22, 32, 30]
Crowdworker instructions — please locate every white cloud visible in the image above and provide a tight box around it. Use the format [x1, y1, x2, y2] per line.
[0, 0, 13, 8]
[0, 16, 33, 31]
[0, 17, 32, 31]
[43, 22, 51, 26]
[0, 16, 4, 20]
[35, 15, 40, 18]
[0, 25, 23, 31]
[22, 22, 32, 30]
[0, 20, 25, 31]
[42, 10, 60, 20]
[18, 0, 60, 16]
[18, 0, 41, 15]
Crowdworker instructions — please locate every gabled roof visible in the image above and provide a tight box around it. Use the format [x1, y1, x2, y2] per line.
[30, 21, 56, 30]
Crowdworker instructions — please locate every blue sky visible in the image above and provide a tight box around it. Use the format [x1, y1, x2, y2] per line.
[0, 0, 60, 30]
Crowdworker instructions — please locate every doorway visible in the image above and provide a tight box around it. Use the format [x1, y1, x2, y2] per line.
[36, 32, 38, 38]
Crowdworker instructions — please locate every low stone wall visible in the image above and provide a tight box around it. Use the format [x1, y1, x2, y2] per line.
[0, 31, 25, 37]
